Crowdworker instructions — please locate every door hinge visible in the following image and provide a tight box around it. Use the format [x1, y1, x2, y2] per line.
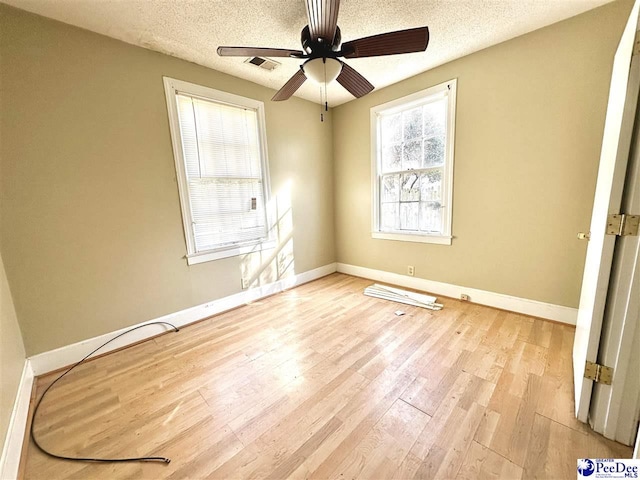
[584, 360, 614, 385]
[606, 213, 639, 236]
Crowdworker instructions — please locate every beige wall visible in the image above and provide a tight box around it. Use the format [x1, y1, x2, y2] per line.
[0, 5, 335, 355]
[333, 0, 632, 308]
[0, 16, 27, 455]
[0, 233, 26, 458]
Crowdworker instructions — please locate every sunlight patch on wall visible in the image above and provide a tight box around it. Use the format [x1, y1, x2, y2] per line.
[241, 180, 294, 288]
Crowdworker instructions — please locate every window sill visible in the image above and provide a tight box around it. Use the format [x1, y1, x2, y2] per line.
[372, 231, 452, 245]
[186, 239, 276, 265]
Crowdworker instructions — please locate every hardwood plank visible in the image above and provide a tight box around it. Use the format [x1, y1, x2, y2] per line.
[401, 350, 471, 416]
[527, 318, 553, 348]
[432, 402, 486, 479]
[328, 399, 429, 479]
[414, 446, 447, 480]
[506, 374, 543, 466]
[456, 441, 523, 480]
[409, 373, 476, 461]
[474, 410, 501, 448]
[537, 374, 591, 434]
[459, 375, 496, 410]
[264, 416, 342, 480]
[304, 370, 416, 478]
[392, 452, 422, 479]
[463, 344, 506, 383]
[522, 413, 551, 479]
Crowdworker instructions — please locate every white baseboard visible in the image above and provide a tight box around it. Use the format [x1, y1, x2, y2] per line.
[0, 360, 34, 480]
[336, 263, 578, 325]
[29, 263, 337, 376]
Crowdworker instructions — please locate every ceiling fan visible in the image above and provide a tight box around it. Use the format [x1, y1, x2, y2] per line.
[217, 0, 429, 102]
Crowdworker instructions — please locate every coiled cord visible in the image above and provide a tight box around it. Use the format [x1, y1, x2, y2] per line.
[30, 321, 180, 464]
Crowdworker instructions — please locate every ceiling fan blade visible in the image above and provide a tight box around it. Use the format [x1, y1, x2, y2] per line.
[272, 68, 307, 101]
[341, 26, 429, 58]
[336, 62, 374, 98]
[217, 46, 303, 57]
[304, 0, 340, 44]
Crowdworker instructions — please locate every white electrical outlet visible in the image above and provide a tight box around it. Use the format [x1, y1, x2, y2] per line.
[407, 265, 415, 276]
[460, 294, 470, 301]
[241, 278, 250, 289]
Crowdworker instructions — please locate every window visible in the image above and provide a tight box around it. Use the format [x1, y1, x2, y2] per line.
[163, 77, 274, 265]
[371, 79, 457, 245]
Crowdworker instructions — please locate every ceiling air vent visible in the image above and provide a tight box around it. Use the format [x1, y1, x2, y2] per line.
[244, 57, 280, 71]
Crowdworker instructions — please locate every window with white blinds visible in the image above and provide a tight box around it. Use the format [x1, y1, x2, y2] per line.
[163, 78, 273, 264]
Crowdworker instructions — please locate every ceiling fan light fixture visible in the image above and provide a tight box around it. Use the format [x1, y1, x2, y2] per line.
[303, 57, 342, 84]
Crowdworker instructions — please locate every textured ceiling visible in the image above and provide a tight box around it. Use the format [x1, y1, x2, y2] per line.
[3, 0, 613, 106]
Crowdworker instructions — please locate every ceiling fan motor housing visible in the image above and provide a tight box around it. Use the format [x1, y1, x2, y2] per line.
[301, 25, 342, 57]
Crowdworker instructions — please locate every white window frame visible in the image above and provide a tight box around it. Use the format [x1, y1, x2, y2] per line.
[370, 79, 457, 246]
[163, 77, 275, 265]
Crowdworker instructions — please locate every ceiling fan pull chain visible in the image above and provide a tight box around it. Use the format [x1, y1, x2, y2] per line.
[324, 83, 328, 113]
[323, 61, 328, 114]
[324, 59, 328, 112]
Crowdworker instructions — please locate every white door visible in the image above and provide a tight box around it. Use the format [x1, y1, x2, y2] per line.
[589, 124, 640, 444]
[573, 0, 640, 423]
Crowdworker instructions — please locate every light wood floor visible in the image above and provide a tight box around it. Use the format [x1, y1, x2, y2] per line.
[21, 273, 631, 479]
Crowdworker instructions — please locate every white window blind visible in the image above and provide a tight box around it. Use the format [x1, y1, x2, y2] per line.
[164, 78, 273, 264]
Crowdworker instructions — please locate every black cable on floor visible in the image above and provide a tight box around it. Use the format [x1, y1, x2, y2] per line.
[30, 321, 180, 464]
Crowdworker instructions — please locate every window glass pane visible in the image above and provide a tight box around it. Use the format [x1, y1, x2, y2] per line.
[381, 143, 401, 172]
[423, 99, 446, 137]
[403, 107, 422, 141]
[424, 136, 445, 167]
[381, 203, 399, 230]
[403, 140, 422, 170]
[400, 202, 419, 230]
[419, 169, 442, 202]
[400, 173, 420, 201]
[381, 174, 400, 203]
[419, 202, 442, 232]
[381, 113, 402, 144]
